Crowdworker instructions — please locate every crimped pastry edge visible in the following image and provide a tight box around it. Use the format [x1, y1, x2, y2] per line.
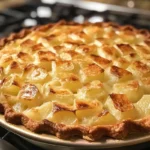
[0, 20, 150, 141]
[1, 102, 150, 141]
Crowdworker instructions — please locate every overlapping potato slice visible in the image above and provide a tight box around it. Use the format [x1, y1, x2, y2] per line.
[105, 65, 133, 83]
[76, 80, 107, 103]
[45, 86, 74, 105]
[113, 80, 144, 103]
[24, 102, 52, 121]
[135, 95, 150, 117]
[18, 84, 42, 107]
[0, 76, 21, 96]
[48, 103, 77, 125]
[80, 63, 104, 83]
[105, 94, 138, 121]
[75, 99, 102, 125]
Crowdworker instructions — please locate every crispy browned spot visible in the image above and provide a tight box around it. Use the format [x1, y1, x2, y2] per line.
[133, 61, 149, 73]
[135, 45, 149, 55]
[62, 74, 79, 82]
[110, 94, 134, 112]
[38, 51, 56, 61]
[24, 64, 36, 72]
[12, 81, 20, 87]
[0, 78, 6, 86]
[83, 63, 104, 76]
[98, 110, 109, 117]
[76, 101, 91, 109]
[2, 56, 13, 63]
[117, 44, 134, 55]
[54, 46, 64, 51]
[32, 43, 45, 51]
[111, 66, 132, 78]
[127, 80, 139, 89]
[45, 34, 56, 41]
[52, 103, 74, 113]
[91, 55, 111, 68]
[116, 58, 129, 65]
[69, 26, 83, 34]
[144, 40, 150, 47]
[102, 46, 117, 56]
[56, 60, 74, 70]
[21, 39, 35, 47]
[17, 52, 32, 61]
[129, 53, 137, 58]
[79, 45, 97, 53]
[139, 29, 150, 37]
[121, 25, 136, 35]
[17, 52, 28, 58]
[49, 88, 71, 95]
[66, 51, 78, 57]
[65, 39, 84, 45]
[10, 61, 20, 70]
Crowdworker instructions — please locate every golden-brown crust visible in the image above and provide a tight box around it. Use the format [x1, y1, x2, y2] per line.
[1, 98, 150, 141]
[1, 102, 150, 141]
[0, 20, 150, 141]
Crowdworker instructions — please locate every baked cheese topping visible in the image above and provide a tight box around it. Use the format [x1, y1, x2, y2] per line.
[0, 22, 150, 126]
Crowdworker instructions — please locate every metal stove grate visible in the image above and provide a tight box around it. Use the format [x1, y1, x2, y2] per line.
[0, 126, 44, 150]
[1, 0, 150, 37]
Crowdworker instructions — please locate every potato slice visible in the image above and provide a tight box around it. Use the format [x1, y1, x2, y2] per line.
[113, 80, 143, 103]
[80, 63, 104, 83]
[135, 95, 150, 117]
[23, 102, 52, 121]
[105, 94, 137, 121]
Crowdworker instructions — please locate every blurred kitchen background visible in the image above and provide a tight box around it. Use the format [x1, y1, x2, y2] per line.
[0, 0, 150, 38]
[0, 0, 150, 150]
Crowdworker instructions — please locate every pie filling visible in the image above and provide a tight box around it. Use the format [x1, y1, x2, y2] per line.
[0, 22, 150, 129]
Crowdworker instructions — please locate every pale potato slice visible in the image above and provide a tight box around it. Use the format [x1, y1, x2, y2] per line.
[2, 85, 20, 96]
[45, 87, 74, 105]
[92, 111, 116, 126]
[135, 95, 150, 117]
[1, 76, 21, 96]
[23, 102, 52, 121]
[49, 111, 77, 125]
[76, 80, 107, 103]
[140, 77, 150, 94]
[25, 66, 50, 84]
[75, 99, 103, 125]
[76, 108, 101, 125]
[113, 80, 144, 103]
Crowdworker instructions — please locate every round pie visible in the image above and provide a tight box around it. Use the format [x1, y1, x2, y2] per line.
[0, 20, 150, 141]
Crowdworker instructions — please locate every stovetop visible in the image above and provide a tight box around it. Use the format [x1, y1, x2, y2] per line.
[0, 126, 44, 150]
[0, 0, 150, 37]
[0, 0, 150, 149]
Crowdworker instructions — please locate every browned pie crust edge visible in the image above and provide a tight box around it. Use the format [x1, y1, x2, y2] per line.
[0, 20, 150, 141]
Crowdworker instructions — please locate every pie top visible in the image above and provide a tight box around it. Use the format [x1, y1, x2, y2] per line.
[0, 21, 150, 141]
